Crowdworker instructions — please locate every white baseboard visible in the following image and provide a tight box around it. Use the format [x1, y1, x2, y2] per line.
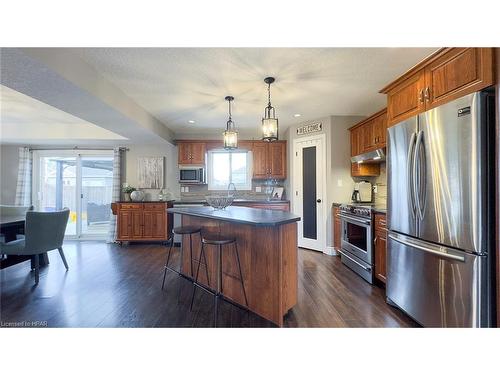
[323, 246, 339, 256]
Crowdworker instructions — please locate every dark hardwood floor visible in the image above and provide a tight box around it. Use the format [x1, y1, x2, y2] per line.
[0, 241, 418, 328]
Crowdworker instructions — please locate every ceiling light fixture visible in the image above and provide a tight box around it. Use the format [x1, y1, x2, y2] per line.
[223, 96, 238, 150]
[294, 114, 301, 118]
[262, 77, 279, 142]
[188, 120, 195, 124]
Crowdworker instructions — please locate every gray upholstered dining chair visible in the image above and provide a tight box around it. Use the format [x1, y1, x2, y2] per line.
[0, 208, 70, 285]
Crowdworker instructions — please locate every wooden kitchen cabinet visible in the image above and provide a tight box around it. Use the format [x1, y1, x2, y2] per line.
[351, 162, 380, 177]
[381, 48, 494, 126]
[177, 141, 206, 165]
[385, 70, 427, 126]
[372, 110, 388, 148]
[349, 108, 387, 159]
[374, 212, 387, 284]
[350, 126, 360, 157]
[252, 141, 269, 178]
[252, 140, 287, 179]
[111, 201, 173, 244]
[333, 206, 341, 250]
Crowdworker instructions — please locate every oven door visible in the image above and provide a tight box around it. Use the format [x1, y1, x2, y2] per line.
[340, 213, 372, 264]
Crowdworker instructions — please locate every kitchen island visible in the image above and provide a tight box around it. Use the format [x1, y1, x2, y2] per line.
[167, 206, 300, 326]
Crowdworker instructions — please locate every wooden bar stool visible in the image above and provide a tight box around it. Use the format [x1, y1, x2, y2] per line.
[161, 225, 201, 290]
[190, 234, 248, 327]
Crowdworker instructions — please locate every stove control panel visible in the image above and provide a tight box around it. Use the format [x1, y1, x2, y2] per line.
[339, 204, 373, 218]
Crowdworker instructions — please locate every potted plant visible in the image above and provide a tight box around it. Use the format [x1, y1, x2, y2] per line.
[122, 186, 136, 202]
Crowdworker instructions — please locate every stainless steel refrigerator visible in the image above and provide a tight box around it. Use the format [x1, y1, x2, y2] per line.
[387, 90, 495, 327]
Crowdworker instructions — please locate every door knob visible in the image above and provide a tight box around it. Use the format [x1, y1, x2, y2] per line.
[316, 199, 322, 203]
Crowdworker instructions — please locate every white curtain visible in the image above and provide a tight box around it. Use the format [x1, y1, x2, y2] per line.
[107, 147, 123, 243]
[15, 147, 32, 206]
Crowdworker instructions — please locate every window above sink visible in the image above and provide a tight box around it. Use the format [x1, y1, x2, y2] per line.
[207, 150, 252, 191]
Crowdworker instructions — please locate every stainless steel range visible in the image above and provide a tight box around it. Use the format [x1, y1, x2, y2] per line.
[338, 203, 374, 284]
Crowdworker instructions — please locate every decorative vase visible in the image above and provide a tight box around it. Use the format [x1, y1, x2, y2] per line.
[123, 193, 131, 202]
[130, 190, 145, 202]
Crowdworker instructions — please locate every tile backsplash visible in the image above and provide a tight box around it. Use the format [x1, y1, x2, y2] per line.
[352, 162, 387, 206]
[180, 180, 287, 201]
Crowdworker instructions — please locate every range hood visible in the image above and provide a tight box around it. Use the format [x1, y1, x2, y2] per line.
[351, 148, 385, 164]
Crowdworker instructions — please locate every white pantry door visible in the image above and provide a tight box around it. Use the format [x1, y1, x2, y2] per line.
[292, 134, 326, 251]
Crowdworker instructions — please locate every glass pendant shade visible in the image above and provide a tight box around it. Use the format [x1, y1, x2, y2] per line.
[262, 77, 279, 141]
[223, 96, 238, 150]
[262, 111, 278, 141]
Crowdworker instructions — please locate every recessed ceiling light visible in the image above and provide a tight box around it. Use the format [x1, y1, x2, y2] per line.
[188, 120, 195, 124]
[293, 114, 301, 118]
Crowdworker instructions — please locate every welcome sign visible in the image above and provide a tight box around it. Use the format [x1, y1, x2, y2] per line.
[296, 122, 322, 135]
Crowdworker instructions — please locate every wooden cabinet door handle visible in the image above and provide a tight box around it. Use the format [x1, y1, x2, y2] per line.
[424, 87, 430, 101]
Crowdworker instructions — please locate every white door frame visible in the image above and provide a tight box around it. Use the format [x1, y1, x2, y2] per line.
[292, 133, 327, 252]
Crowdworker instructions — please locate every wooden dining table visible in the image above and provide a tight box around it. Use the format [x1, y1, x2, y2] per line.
[0, 215, 49, 269]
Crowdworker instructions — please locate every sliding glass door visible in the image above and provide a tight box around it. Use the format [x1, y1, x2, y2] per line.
[33, 150, 114, 239]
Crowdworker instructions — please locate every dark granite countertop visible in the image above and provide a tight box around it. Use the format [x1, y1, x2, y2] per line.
[174, 198, 290, 205]
[115, 200, 175, 203]
[167, 206, 300, 226]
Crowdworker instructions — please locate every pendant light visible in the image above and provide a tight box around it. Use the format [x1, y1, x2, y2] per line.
[223, 95, 238, 150]
[262, 76, 279, 141]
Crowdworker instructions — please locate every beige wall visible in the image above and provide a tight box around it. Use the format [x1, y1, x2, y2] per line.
[123, 142, 180, 201]
[285, 115, 365, 253]
[0, 144, 20, 204]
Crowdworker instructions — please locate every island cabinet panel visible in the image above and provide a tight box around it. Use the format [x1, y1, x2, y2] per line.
[180, 215, 298, 326]
[111, 201, 173, 243]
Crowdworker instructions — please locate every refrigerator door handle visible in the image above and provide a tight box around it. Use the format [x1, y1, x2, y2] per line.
[414, 130, 425, 220]
[388, 233, 466, 262]
[406, 132, 417, 219]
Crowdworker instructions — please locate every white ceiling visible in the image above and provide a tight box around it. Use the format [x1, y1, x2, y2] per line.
[0, 84, 127, 145]
[73, 48, 437, 135]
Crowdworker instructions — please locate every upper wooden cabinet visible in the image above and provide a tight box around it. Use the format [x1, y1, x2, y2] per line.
[176, 139, 287, 179]
[385, 70, 427, 126]
[252, 140, 287, 179]
[350, 126, 361, 157]
[348, 109, 386, 177]
[177, 142, 206, 165]
[381, 48, 494, 126]
[349, 108, 387, 155]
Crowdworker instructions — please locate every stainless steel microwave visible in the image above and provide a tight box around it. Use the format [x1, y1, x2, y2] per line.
[179, 166, 206, 184]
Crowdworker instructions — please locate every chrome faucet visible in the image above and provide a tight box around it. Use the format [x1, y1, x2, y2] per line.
[227, 182, 236, 197]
